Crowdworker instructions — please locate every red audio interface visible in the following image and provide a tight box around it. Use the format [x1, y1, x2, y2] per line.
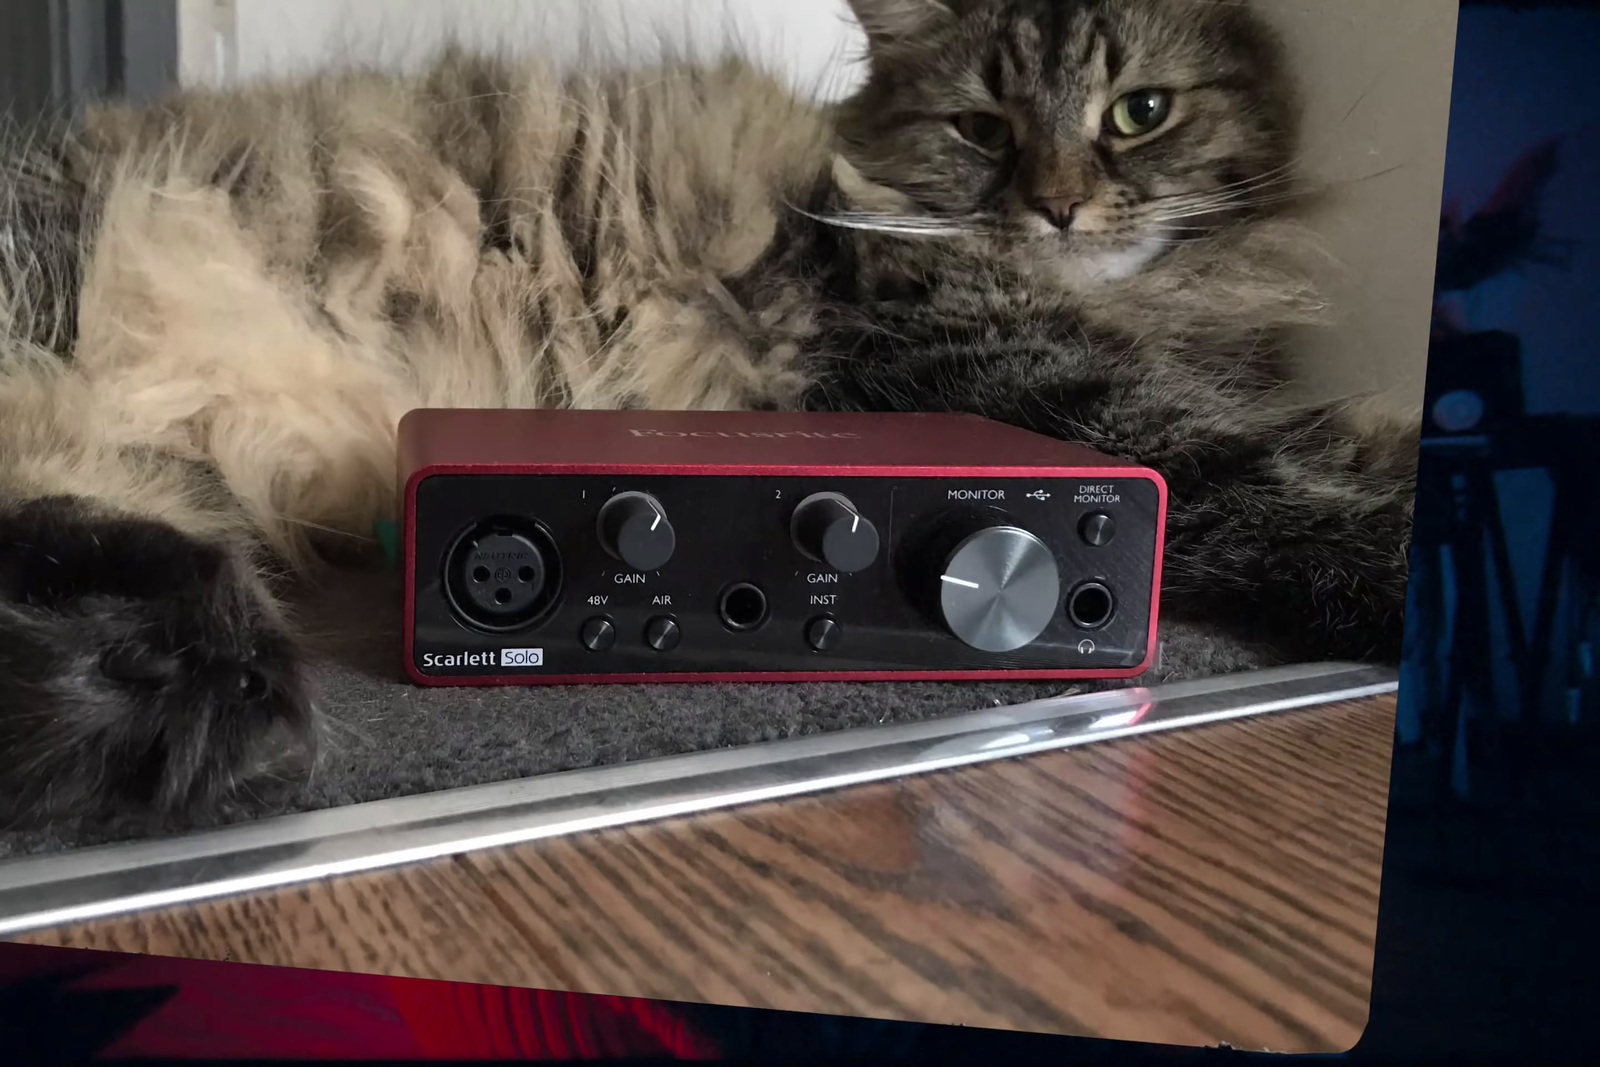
[399, 410, 1167, 686]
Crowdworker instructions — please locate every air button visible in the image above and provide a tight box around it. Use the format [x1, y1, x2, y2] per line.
[644, 615, 681, 652]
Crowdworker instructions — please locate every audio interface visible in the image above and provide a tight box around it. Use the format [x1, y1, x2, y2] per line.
[399, 409, 1167, 685]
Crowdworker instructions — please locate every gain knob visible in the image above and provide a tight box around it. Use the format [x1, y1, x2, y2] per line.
[932, 519, 1060, 653]
[790, 493, 880, 573]
[597, 491, 675, 571]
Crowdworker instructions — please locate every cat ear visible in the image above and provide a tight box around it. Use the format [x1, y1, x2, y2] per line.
[845, 0, 959, 46]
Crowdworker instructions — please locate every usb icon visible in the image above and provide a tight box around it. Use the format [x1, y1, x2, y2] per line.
[1027, 490, 1051, 502]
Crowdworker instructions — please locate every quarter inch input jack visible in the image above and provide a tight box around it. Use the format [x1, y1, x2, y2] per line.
[718, 582, 770, 632]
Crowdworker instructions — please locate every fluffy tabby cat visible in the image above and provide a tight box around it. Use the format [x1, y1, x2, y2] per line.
[0, 0, 1418, 822]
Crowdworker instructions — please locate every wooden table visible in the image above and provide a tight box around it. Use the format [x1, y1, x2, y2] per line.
[12, 693, 1395, 1054]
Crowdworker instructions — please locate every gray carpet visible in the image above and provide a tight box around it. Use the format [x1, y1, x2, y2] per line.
[0, 567, 1273, 859]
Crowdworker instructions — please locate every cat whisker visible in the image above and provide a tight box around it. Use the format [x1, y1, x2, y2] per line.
[814, 217, 979, 237]
[785, 202, 984, 239]
[1149, 191, 1310, 222]
[1146, 166, 1305, 206]
[1152, 158, 1411, 221]
[1133, 234, 1222, 248]
[1148, 177, 1305, 213]
[1151, 189, 1289, 215]
[1152, 177, 1298, 207]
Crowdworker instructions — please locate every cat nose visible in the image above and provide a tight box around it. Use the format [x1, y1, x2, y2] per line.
[1030, 196, 1083, 231]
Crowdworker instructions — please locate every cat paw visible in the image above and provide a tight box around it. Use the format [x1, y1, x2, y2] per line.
[0, 497, 316, 823]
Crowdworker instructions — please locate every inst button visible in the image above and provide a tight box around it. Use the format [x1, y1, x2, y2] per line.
[805, 616, 843, 653]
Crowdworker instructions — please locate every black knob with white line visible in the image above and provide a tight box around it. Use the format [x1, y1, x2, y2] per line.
[597, 491, 675, 571]
[934, 522, 1061, 653]
[790, 493, 880, 573]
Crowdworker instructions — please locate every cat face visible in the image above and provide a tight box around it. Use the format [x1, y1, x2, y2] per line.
[835, 0, 1299, 285]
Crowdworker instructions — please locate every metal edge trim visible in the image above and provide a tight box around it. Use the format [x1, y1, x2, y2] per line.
[0, 663, 1396, 935]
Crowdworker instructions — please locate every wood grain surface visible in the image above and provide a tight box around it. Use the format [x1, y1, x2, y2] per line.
[13, 693, 1397, 1053]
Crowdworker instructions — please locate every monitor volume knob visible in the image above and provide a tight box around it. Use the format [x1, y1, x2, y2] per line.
[598, 491, 676, 571]
[936, 524, 1060, 653]
[790, 493, 880, 573]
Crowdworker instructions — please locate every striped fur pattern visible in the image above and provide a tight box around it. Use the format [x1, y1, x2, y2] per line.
[0, 0, 1417, 824]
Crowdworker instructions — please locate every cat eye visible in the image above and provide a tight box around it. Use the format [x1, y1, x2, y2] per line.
[1107, 89, 1174, 138]
[952, 112, 1014, 155]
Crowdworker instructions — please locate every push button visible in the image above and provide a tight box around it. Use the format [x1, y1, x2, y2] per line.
[644, 615, 681, 652]
[805, 616, 843, 653]
[1079, 512, 1116, 547]
[580, 616, 616, 652]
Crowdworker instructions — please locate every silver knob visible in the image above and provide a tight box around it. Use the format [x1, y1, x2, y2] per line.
[938, 526, 1061, 653]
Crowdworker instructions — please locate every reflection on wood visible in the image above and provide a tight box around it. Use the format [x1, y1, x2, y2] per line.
[13, 695, 1396, 1053]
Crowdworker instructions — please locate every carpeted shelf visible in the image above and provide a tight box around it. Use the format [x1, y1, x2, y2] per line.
[0, 567, 1273, 859]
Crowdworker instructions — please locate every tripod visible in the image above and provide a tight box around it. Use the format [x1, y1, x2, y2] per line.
[1406, 414, 1600, 801]
[1407, 436, 1529, 798]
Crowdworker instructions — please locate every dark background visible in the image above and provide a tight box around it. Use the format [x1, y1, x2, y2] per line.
[1365, 0, 1600, 1057]
[0, 0, 176, 119]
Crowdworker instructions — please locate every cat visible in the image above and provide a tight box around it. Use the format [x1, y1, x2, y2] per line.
[0, 0, 1418, 824]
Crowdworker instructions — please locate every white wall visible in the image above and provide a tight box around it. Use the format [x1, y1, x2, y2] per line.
[176, 0, 1458, 407]
[1269, 0, 1458, 407]
[180, 0, 863, 93]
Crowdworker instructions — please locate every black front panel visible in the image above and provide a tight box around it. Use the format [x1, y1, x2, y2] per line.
[409, 474, 1161, 679]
